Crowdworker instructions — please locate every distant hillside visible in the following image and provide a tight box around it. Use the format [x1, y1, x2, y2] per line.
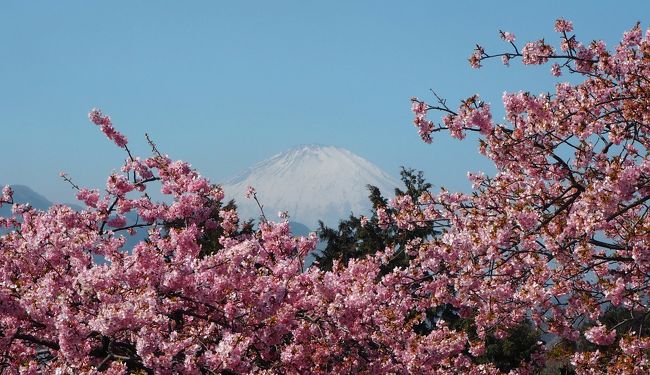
[0, 184, 54, 217]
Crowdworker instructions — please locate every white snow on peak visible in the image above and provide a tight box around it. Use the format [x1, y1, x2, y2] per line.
[223, 144, 399, 229]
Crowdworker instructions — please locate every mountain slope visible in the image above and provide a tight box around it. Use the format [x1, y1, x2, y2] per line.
[223, 145, 399, 228]
[0, 184, 56, 218]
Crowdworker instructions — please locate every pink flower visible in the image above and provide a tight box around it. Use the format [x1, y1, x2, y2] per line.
[605, 278, 626, 306]
[469, 45, 485, 68]
[88, 108, 129, 148]
[1, 185, 12, 203]
[106, 173, 134, 196]
[500, 31, 516, 42]
[515, 210, 539, 232]
[413, 116, 434, 143]
[584, 324, 617, 346]
[210, 186, 225, 201]
[377, 207, 390, 229]
[219, 208, 239, 233]
[521, 40, 555, 65]
[245, 185, 256, 199]
[554, 18, 574, 33]
[621, 23, 642, 47]
[411, 99, 428, 118]
[107, 215, 127, 228]
[76, 188, 100, 208]
[551, 63, 562, 77]
[360, 215, 368, 227]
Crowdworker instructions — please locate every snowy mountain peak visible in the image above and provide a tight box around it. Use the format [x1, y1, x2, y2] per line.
[223, 145, 399, 229]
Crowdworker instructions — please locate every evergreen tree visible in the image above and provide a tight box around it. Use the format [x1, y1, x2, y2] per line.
[316, 167, 434, 272]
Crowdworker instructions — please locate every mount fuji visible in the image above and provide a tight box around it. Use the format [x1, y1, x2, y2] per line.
[222, 145, 400, 229]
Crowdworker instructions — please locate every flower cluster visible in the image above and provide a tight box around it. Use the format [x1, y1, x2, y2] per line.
[0, 109, 491, 374]
[411, 99, 435, 143]
[1, 18, 649, 374]
[0, 185, 12, 205]
[411, 18, 650, 374]
[88, 108, 128, 148]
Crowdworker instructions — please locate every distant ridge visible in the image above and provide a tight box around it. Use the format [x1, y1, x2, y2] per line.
[0, 184, 54, 216]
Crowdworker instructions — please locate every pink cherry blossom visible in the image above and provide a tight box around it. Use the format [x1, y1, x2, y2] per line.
[554, 18, 574, 33]
[1, 185, 12, 204]
[585, 325, 617, 346]
[551, 63, 562, 76]
[88, 108, 128, 148]
[500, 31, 516, 42]
[2, 19, 649, 374]
[245, 185, 256, 199]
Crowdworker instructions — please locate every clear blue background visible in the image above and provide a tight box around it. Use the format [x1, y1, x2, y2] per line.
[1, 1, 648, 202]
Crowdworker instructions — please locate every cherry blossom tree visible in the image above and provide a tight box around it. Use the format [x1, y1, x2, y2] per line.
[0, 18, 648, 374]
[410, 18, 650, 373]
[316, 168, 543, 373]
[1, 111, 476, 373]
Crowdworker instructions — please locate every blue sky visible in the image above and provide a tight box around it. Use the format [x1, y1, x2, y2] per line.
[1, 1, 648, 203]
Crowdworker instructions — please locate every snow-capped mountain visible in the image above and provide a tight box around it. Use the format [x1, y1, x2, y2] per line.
[222, 145, 400, 229]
